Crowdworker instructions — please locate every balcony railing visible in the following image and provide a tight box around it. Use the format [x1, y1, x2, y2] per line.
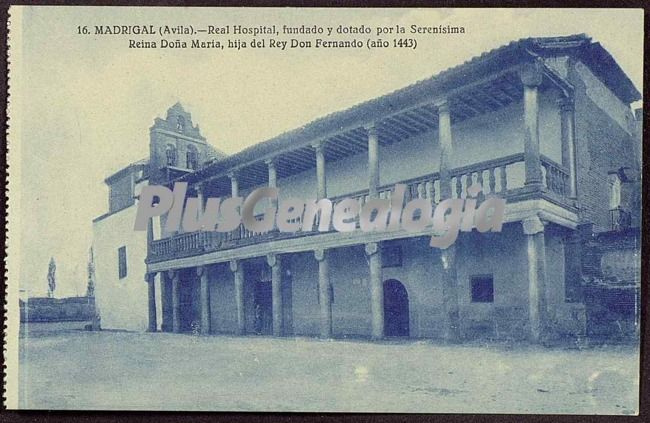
[541, 154, 570, 198]
[149, 153, 571, 262]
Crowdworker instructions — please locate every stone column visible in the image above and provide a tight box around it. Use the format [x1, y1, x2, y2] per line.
[196, 184, 204, 219]
[265, 158, 278, 208]
[312, 141, 327, 199]
[366, 125, 380, 198]
[228, 171, 239, 198]
[315, 249, 332, 338]
[440, 246, 460, 341]
[228, 172, 240, 236]
[521, 61, 544, 187]
[161, 272, 175, 332]
[365, 242, 384, 340]
[169, 270, 181, 333]
[436, 98, 460, 341]
[559, 96, 578, 199]
[230, 259, 245, 335]
[146, 211, 154, 250]
[198, 265, 210, 335]
[436, 99, 453, 199]
[523, 215, 548, 342]
[160, 272, 170, 332]
[268, 253, 283, 336]
[146, 272, 157, 332]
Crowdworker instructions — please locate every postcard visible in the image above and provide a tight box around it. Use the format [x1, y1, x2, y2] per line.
[5, 6, 642, 413]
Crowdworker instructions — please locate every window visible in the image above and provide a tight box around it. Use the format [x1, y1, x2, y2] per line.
[118, 246, 127, 279]
[165, 144, 177, 167]
[186, 144, 199, 170]
[608, 172, 621, 210]
[470, 275, 493, 303]
[176, 116, 185, 132]
[382, 245, 403, 268]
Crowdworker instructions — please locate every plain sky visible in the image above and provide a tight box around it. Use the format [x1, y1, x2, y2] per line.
[11, 7, 643, 297]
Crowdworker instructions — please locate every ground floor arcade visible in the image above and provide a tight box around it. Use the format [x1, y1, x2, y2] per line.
[145, 218, 586, 342]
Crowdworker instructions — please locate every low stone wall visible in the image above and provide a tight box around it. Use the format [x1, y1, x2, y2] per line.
[580, 226, 640, 341]
[20, 320, 94, 337]
[584, 286, 639, 340]
[20, 296, 97, 323]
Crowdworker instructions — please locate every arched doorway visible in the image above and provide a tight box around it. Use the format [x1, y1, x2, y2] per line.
[383, 279, 409, 337]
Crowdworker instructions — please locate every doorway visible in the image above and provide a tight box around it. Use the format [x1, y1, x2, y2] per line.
[254, 281, 273, 335]
[180, 275, 200, 333]
[383, 279, 410, 337]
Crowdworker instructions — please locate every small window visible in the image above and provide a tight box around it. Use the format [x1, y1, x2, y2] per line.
[118, 246, 127, 279]
[165, 144, 177, 167]
[471, 275, 493, 303]
[382, 245, 402, 268]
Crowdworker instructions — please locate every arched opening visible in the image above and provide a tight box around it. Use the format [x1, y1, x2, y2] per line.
[383, 279, 410, 337]
[165, 144, 177, 167]
[176, 115, 185, 132]
[186, 144, 199, 170]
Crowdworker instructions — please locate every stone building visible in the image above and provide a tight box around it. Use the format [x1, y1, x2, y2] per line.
[94, 35, 641, 342]
[93, 159, 150, 331]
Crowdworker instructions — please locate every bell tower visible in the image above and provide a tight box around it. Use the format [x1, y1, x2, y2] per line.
[148, 102, 215, 184]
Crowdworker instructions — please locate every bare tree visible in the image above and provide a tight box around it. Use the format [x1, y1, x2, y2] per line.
[47, 257, 56, 298]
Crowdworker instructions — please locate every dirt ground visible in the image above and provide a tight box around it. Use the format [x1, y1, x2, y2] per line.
[18, 330, 639, 413]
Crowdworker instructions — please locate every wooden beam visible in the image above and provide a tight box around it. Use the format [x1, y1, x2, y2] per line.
[406, 113, 433, 131]
[329, 135, 362, 155]
[380, 121, 410, 139]
[414, 107, 438, 124]
[470, 89, 501, 111]
[325, 149, 347, 161]
[457, 95, 484, 115]
[477, 87, 508, 107]
[340, 133, 367, 150]
[289, 149, 316, 163]
[403, 111, 434, 129]
[387, 116, 419, 135]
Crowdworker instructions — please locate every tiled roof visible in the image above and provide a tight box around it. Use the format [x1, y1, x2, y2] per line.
[180, 34, 640, 184]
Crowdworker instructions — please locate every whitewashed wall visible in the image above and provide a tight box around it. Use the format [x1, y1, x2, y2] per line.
[93, 204, 149, 331]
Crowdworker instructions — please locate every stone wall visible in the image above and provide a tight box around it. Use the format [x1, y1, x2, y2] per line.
[20, 296, 96, 323]
[580, 226, 640, 340]
[202, 222, 579, 341]
[569, 60, 641, 232]
[93, 202, 149, 331]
